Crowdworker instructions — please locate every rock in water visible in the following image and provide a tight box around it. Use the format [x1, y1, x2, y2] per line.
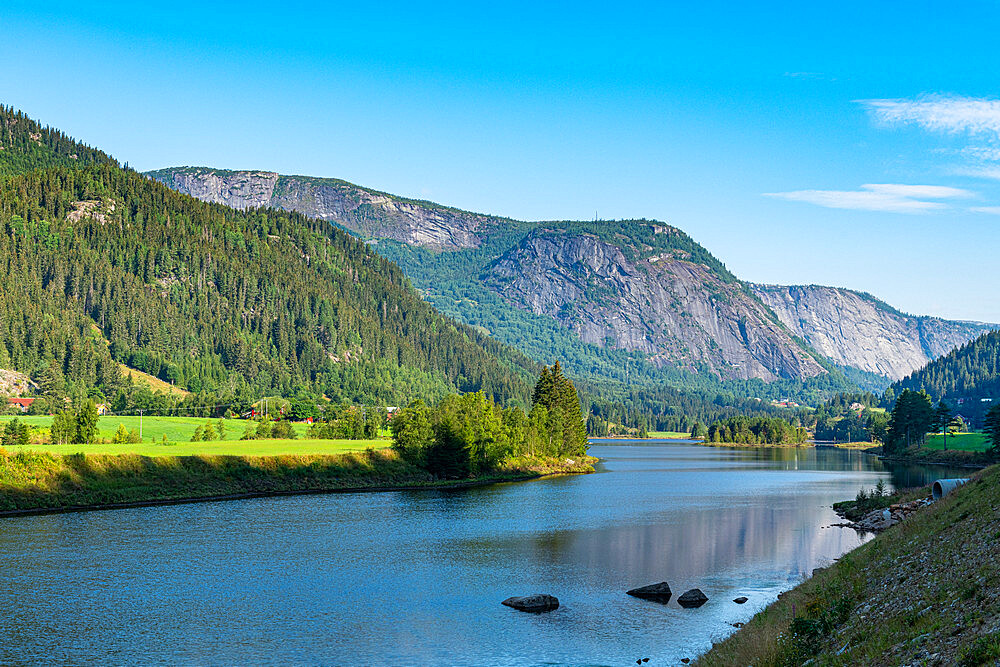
[501, 594, 559, 613]
[626, 582, 673, 603]
[677, 589, 709, 608]
[733, 596, 748, 604]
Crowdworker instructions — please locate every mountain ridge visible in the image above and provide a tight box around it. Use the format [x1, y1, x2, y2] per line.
[148, 166, 995, 388]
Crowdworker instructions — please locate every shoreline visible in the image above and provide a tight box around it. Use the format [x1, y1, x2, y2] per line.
[696, 465, 997, 665]
[0, 450, 597, 518]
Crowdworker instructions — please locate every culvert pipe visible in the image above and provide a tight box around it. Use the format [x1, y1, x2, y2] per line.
[932, 478, 969, 501]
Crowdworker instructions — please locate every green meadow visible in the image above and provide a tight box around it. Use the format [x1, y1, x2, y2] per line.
[0, 414, 312, 442]
[6, 438, 387, 457]
[0, 415, 389, 455]
[923, 431, 992, 452]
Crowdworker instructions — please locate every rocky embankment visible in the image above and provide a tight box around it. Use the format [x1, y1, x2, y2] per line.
[696, 466, 1000, 666]
[834, 496, 934, 533]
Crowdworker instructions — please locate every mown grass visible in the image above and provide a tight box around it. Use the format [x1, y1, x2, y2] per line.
[646, 431, 696, 439]
[0, 415, 313, 442]
[8, 438, 386, 457]
[0, 449, 597, 514]
[924, 432, 991, 452]
[696, 465, 1000, 666]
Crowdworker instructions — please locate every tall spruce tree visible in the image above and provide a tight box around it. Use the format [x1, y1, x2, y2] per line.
[531, 362, 588, 456]
[984, 404, 1000, 454]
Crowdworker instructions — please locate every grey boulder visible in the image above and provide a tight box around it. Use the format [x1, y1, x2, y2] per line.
[502, 594, 559, 613]
[677, 588, 709, 608]
[626, 581, 673, 603]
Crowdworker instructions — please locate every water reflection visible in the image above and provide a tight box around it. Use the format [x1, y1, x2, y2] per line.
[0, 443, 963, 665]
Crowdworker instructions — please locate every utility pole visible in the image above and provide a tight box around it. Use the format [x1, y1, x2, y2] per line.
[139, 409, 144, 439]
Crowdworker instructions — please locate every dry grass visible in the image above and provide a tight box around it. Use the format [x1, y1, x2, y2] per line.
[118, 363, 190, 396]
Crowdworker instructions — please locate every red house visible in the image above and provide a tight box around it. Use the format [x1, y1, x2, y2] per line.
[7, 397, 36, 413]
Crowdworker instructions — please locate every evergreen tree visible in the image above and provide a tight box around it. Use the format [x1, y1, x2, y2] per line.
[2, 419, 30, 447]
[74, 400, 99, 444]
[884, 389, 934, 454]
[932, 401, 953, 451]
[531, 362, 587, 456]
[984, 404, 1000, 453]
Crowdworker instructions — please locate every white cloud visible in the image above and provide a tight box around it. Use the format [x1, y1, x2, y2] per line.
[970, 206, 1000, 215]
[860, 94, 1000, 136]
[954, 165, 1000, 181]
[764, 183, 972, 213]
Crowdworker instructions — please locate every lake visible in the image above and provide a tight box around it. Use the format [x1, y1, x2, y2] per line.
[0, 442, 968, 665]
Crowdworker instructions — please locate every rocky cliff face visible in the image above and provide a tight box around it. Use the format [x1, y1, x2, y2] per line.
[485, 230, 826, 381]
[752, 284, 997, 380]
[146, 168, 493, 250]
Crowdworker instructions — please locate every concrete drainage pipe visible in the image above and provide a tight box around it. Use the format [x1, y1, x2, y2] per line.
[932, 478, 969, 501]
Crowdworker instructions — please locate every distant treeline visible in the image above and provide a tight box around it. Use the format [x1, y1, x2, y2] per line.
[706, 416, 808, 445]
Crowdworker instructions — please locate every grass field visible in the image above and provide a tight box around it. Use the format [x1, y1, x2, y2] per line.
[924, 431, 992, 452]
[0, 415, 391, 455]
[646, 431, 696, 439]
[0, 414, 314, 442]
[7, 438, 387, 457]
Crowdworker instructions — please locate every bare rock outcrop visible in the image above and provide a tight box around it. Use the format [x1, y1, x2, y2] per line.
[753, 284, 997, 380]
[484, 231, 826, 381]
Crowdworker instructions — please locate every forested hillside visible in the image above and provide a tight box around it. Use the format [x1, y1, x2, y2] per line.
[0, 107, 538, 409]
[886, 330, 1000, 426]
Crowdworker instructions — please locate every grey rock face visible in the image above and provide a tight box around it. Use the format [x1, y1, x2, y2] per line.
[753, 284, 997, 380]
[501, 594, 560, 613]
[484, 231, 826, 381]
[677, 589, 709, 608]
[147, 168, 491, 250]
[626, 581, 673, 602]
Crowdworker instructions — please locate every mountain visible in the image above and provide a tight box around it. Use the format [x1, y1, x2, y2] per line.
[886, 329, 1000, 426]
[149, 167, 993, 392]
[752, 284, 996, 380]
[0, 107, 537, 408]
[145, 167, 502, 251]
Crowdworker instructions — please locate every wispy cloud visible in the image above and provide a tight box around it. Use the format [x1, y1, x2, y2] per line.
[970, 206, 1000, 215]
[764, 183, 972, 213]
[954, 165, 1000, 181]
[859, 94, 1000, 136]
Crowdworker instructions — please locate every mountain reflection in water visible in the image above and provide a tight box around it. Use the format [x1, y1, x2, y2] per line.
[0, 442, 967, 665]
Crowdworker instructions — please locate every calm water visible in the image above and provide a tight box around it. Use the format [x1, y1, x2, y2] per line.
[0, 442, 969, 666]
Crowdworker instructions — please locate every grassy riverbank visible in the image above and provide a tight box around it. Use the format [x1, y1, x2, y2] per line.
[0, 448, 597, 515]
[696, 465, 1000, 666]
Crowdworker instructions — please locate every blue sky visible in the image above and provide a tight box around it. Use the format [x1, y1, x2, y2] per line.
[3, 0, 999, 321]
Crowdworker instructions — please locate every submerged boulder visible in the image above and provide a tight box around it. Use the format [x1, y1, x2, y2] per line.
[501, 594, 559, 613]
[626, 582, 673, 603]
[677, 589, 709, 608]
